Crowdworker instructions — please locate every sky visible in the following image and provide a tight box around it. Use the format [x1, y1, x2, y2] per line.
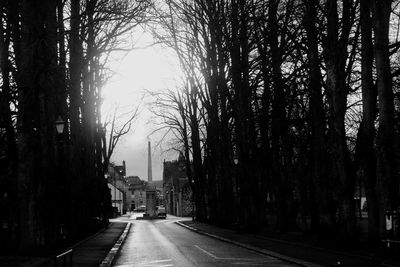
[101, 30, 182, 181]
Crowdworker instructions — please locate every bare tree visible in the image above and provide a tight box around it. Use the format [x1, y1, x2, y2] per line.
[102, 104, 141, 173]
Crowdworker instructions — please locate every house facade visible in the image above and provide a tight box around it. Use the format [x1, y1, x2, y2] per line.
[107, 183, 124, 215]
[126, 175, 147, 210]
[107, 162, 130, 215]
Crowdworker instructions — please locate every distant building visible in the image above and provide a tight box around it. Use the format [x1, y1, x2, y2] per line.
[163, 152, 193, 217]
[126, 175, 148, 210]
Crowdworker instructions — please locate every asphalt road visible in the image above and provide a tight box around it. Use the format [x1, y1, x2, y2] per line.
[112, 213, 300, 267]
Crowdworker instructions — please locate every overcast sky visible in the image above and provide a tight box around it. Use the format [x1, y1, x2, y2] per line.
[101, 31, 182, 181]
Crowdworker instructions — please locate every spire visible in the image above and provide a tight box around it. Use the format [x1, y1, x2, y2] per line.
[148, 141, 152, 182]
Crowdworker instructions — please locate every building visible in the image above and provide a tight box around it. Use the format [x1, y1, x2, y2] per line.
[163, 153, 193, 217]
[108, 183, 124, 216]
[107, 162, 130, 216]
[126, 175, 148, 211]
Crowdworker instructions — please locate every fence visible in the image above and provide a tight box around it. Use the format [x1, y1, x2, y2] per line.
[54, 249, 73, 267]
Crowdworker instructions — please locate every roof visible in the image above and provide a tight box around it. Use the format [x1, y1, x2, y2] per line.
[125, 176, 141, 185]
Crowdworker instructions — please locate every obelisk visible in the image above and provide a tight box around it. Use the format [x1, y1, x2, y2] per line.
[147, 141, 152, 182]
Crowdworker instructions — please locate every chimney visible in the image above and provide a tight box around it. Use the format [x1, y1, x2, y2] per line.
[148, 141, 152, 182]
[122, 160, 126, 176]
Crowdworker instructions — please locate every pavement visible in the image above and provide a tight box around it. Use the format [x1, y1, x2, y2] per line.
[4, 214, 399, 266]
[45, 220, 129, 267]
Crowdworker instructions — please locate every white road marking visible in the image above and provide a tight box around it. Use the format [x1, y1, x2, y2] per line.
[114, 259, 173, 267]
[194, 245, 218, 259]
[234, 260, 294, 266]
[142, 265, 173, 267]
[194, 245, 272, 261]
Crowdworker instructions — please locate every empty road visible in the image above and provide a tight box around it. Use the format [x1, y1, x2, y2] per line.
[112, 213, 300, 267]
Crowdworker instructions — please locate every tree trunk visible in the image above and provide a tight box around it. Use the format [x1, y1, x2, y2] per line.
[268, 0, 294, 232]
[81, 0, 97, 228]
[304, 0, 328, 233]
[187, 82, 207, 222]
[17, 0, 59, 250]
[356, 0, 379, 241]
[68, 0, 84, 238]
[372, 0, 397, 236]
[254, 5, 272, 227]
[323, 0, 356, 239]
[0, 5, 18, 249]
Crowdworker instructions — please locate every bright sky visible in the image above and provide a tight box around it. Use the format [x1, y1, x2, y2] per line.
[101, 30, 182, 181]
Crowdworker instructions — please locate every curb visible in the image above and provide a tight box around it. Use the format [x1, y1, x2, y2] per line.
[100, 222, 131, 267]
[175, 221, 322, 267]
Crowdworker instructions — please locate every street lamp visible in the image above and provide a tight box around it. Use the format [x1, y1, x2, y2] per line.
[55, 116, 65, 134]
[55, 115, 65, 240]
[233, 154, 240, 224]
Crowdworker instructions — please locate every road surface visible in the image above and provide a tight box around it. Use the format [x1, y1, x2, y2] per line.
[112, 213, 300, 267]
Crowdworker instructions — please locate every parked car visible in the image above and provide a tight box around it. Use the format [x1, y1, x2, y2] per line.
[157, 206, 167, 218]
[134, 205, 146, 212]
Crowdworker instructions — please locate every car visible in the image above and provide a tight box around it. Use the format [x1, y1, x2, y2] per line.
[157, 206, 167, 218]
[134, 205, 146, 212]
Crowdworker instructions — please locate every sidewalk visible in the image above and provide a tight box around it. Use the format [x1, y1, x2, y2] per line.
[69, 221, 128, 267]
[43, 220, 128, 267]
[177, 220, 398, 267]
[0, 220, 128, 267]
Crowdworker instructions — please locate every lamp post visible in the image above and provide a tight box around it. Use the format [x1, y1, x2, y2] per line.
[233, 155, 239, 196]
[114, 172, 117, 215]
[55, 116, 65, 240]
[233, 154, 240, 224]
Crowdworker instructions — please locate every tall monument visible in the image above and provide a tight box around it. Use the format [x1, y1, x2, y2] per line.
[147, 140, 152, 182]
